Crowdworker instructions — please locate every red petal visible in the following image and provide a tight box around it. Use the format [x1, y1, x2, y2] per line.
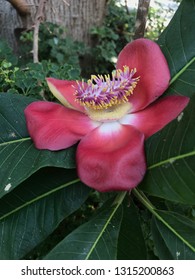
[24, 101, 98, 150]
[116, 39, 170, 112]
[76, 123, 146, 192]
[120, 96, 190, 139]
[46, 78, 85, 112]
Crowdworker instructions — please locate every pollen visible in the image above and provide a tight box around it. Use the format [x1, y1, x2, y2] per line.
[75, 66, 139, 110]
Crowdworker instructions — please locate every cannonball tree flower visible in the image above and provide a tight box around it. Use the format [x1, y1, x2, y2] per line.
[24, 39, 189, 192]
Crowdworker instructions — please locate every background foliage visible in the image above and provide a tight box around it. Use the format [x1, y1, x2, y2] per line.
[0, 0, 194, 260]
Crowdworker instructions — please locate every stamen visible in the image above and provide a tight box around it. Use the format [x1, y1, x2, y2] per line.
[75, 66, 139, 110]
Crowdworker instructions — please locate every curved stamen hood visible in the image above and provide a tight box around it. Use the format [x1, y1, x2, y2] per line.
[75, 66, 139, 110]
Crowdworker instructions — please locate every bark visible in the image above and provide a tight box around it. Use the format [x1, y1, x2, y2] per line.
[33, 0, 47, 62]
[0, 0, 107, 50]
[134, 0, 150, 39]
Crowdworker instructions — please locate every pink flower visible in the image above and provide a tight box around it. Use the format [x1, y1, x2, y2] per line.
[24, 39, 189, 192]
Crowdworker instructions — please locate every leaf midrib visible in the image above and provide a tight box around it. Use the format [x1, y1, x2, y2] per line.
[0, 178, 80, 221]
[0, 137, 31, 147]
[148, 150, 195, 170]
[169, 56, 195, 85]
[133, 189, 195, 253]
[85, 192, 126, 260]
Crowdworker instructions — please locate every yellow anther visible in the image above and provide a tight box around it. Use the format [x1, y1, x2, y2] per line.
[75, 66, 139, 110]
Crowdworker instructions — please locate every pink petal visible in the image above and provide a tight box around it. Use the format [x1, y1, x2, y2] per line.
[76, 122, 146, 192]
[24, 101, 99, 150]
[120, 96, 190, 139]
[116, 38, 171, 112]
[46, 78, 85, 112]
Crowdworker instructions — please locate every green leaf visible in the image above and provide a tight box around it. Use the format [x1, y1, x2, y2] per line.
[158, 0, 195, 98]
[0, 167, 90, 260]
[0, 93, 76, 199]
[44, 192, 126, 260]
[139, 0, 195, 204]
[117, 198, 147, 260]
[140, 93, 195, 204]
[152, 211, 195, 260]
[151, 221, 173, 260]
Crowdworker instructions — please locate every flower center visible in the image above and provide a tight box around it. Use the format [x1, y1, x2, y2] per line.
[75, 66, 139, 110]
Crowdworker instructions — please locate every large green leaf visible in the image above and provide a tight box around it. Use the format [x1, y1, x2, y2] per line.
[0, 167, 90, 259]
[139, 0, 195, 204]
[44, 193, 126, 260]
[140, 0, 195, 203]
[117, 198, 147, 260]
[140, 96, 195, 204]
[152, 210, 195, 260]
[151, 221, 173, 260]
[0, 93, 76, 199]
[158, 0, 195, 97]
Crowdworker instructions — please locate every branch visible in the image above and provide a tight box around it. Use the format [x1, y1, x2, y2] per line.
[133, 0, 151, 40]
[6, 0, 30, 16]
[62, 0, 70, 6]
[33, 0, 47, 63]
[124, 0, 129, 15]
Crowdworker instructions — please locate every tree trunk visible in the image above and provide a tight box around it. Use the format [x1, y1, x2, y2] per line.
[0, 0, 107, 51]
